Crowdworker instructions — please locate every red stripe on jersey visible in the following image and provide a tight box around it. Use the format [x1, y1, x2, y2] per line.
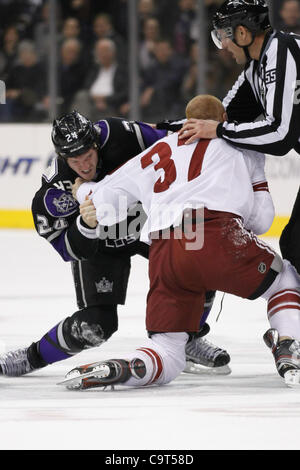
[268, 290, 300, 311]
[188, 139, 210, 182]
[268, 303, 300, 319]
[269, 289, 300, 301]
[137, 347, 163, 384]
[252, 181, 269, 192]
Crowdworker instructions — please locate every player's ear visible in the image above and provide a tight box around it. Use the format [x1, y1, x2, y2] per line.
[235, 25, 252, 46]
[222, 112, 228, 122]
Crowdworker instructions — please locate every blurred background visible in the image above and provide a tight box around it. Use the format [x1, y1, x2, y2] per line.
[0, 0, 300, 232]
[0, 0, 299, 124]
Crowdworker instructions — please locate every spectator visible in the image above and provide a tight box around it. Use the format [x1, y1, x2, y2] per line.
[278, 0, 300, 34]
[208, 47, 242, 98]
[34, 1, 62, 61]
[72, 38, 128, 120]
[140, 39, 188, 122]
[91, 13, 126, 63]
[173, 0, 197, 56]
[61, 17, 81, 41]
[0, 0, 241, 124]
[42, 38, 86, 116]
[1, 40, 46, 122]
[181, 38, 242, 105]
[139, 17, 161, 72]
[138, 0, 158, 31]
[59, 38, 86, 113]
[59, 17, 90, 61]
[60, 0, 92, 22]
[181, 42, 199, 103]
[0, 25, 20, 81]
[60, 0, 127, 37]
[107, 0, 128, 39]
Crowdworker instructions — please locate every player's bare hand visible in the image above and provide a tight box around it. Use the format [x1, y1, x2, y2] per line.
[80, 196, 98, 228]
[72, 177, 85, 200]
[178, 119, 219, 144]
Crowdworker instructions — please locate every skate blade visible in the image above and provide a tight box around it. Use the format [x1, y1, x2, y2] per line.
[284, 369, 300, 388]
[183, 361, 232, 376]
[57, 364, 110, 390]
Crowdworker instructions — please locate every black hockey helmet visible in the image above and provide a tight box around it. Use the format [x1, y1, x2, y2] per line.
[211, 0, 271, 49]
[51, 110, 100, 158]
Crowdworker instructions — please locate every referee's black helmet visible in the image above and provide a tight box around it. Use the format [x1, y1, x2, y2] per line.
[211, 0, 271, 49]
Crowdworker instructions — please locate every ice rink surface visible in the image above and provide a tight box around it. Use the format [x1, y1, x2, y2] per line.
[1, 230, 300, 451]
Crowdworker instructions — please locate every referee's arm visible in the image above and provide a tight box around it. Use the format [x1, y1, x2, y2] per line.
[217, 35, 300, 156]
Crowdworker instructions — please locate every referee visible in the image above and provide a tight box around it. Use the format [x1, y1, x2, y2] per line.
[179, 0, 300, 273]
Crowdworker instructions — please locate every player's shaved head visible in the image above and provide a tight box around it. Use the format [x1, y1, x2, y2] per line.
[185, 95, 226, 122]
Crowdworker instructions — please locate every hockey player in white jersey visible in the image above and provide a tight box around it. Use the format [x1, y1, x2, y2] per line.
[59, 95, 300, 390]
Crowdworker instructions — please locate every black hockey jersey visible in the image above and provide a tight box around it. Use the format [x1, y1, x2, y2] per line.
[32, 117, 167, 261]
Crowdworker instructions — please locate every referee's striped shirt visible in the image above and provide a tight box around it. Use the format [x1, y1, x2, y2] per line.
[217, 30, 300, 156]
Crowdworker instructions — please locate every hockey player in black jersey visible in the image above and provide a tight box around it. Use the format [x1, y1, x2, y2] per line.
[0, 111, 230, 377]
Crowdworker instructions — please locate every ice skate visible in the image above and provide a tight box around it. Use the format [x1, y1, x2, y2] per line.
[58, 358, 145, 390]
[263, 328, 300, 387]
[184, 334, 231, 375]
[0, 348, 35, 377]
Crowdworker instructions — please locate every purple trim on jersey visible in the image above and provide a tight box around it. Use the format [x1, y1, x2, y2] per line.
[95, 119, 167, 149]
[39, 324, 71, 364]
[95, 120, 109, 147]
[51, 234, 75, 262]
[44, 188, 78, 218]
[138, 122, 167, 148]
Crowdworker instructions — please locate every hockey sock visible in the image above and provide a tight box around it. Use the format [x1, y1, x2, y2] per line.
[267, 290, 300, 339]
[262, 260, 300, 339]
[121, 332, 189, 387]
[36, 319, 75, 365]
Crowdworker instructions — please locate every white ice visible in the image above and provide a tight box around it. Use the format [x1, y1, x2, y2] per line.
[0, 230, 300, 451]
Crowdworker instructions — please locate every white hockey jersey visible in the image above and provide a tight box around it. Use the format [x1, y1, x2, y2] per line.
[76, 133, 274, 243]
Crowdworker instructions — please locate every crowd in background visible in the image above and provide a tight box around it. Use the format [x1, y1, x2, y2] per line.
[0, 0, 299, 123]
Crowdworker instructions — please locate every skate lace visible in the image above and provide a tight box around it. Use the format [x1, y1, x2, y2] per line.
[186, 337, 223, 361]
[0, 348, 32, 376]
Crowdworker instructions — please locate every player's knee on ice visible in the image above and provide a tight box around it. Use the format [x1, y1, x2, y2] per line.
[63, 305, 118, 351]
[152, 332, 188, 384]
